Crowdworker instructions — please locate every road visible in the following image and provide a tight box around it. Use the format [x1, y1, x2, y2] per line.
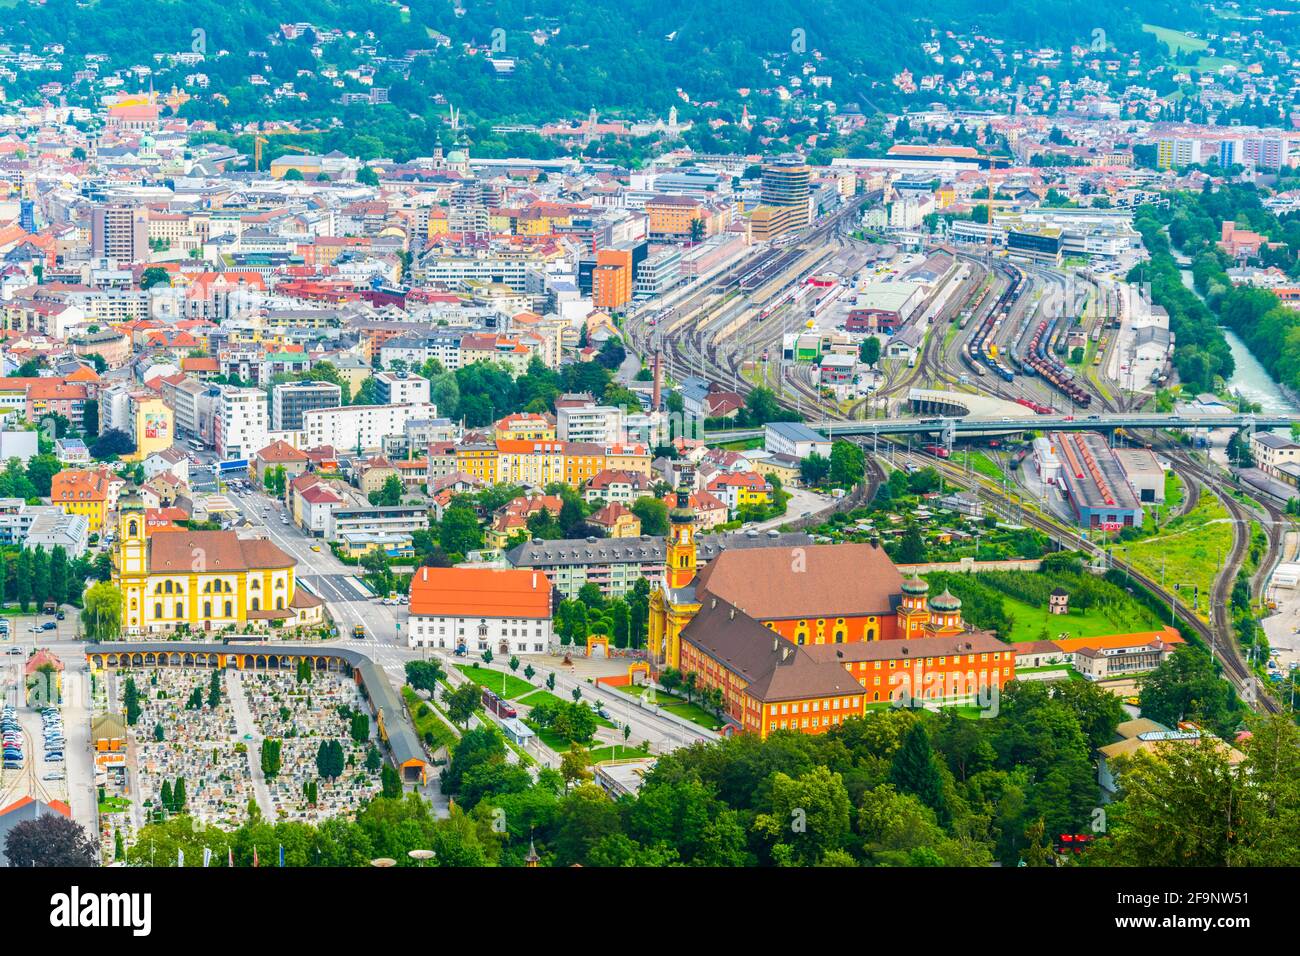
[224, 484, 712, 766]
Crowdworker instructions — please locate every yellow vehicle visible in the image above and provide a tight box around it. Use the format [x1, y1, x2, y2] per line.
[310, 544, 321, 552]
[352, 625, 366, 639]
[1123, 696, 1140, 706]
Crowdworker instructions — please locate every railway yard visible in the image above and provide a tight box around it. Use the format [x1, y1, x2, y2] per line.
[623, 211, 1293, 717]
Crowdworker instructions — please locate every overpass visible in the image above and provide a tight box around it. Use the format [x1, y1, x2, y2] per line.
[706, 412, 1300, 442]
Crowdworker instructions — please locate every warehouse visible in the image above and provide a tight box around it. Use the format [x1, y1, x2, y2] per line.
[845, 280, 924, 332]
[1053, 431, 1144, 530]
[1112, 448, 1166, 505]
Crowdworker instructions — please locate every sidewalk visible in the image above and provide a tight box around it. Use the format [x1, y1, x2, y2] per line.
[223, 671, 275, 820]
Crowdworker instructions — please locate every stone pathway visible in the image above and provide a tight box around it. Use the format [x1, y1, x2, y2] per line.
[224, 671, 275, 820]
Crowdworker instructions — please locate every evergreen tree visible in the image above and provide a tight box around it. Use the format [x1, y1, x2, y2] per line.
[31, 546, 50, 608]
[124, 677, 141, 725]
[14, 549, 32, 611]
[889, 723, 949, 824]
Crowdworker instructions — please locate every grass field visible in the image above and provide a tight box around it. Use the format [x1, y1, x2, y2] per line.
[1122, 488, 1233, 621]
[588, 743, 652, 763]
[611, 682, 724, 731]
[953, 449, 1004, 483]
[454, 664, 536, 700]
[998, 590, 1163, 643]
[401, 686, 457, 753]
[1142, 24, 1239, 73]
[518, 689, 617, 728]
[1142, 24, 1208, 56]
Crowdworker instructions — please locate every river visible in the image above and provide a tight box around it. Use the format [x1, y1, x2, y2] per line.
[1180, 267, 1300, 415]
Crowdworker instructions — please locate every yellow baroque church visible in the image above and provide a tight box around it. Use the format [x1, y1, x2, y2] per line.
[113, 493, 324, 635]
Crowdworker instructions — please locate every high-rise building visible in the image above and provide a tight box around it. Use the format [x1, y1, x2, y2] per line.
[373, 370, 431, 407]
[272, 380, 343, 431]
[1243, 136, 1290, 171]
[757, 157, 811, 235]
[90, 202, 148, 265]
[1155, 138, 1202, 170]
[216, 386, 269, 461]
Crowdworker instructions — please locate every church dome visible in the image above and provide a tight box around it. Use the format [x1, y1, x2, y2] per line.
[901, 575, 929, 595]
[930, 589, 962, 611]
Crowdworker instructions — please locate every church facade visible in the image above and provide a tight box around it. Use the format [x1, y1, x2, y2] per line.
[647, 492, 1014, 737]
[114, 493, 323, 635]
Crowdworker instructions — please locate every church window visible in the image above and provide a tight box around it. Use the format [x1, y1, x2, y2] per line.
[224, 601, 232, 617]
[154, 603, 162, 618]
[175, 602, 183, 617]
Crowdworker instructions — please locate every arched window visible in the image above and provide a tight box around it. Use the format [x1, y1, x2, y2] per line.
[175, 602, 184, 618]
[154, 603, 162, 618]
[250, 597, 260, 611]
[275, 597, 284, 610]
[203, 601, 212, 618]
[224, 601, 233, 617]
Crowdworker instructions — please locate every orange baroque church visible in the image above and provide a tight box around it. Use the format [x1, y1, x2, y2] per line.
[647, 490, 1015, 737]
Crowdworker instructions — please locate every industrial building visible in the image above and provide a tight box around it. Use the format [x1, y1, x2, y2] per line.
[1051, 431, 1144, 530]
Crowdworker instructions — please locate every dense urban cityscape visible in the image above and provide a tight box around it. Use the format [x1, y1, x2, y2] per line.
[0, 1, 1294, 906]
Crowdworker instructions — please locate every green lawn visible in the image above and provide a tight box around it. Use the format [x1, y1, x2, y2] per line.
[610, 682, 725, 731]
[454, 664, 536, 700]
[998, 591, 1162, 643]
[1142, 24, 1207, 56]
[1162, 471, 1185, 515]
[518, 689, 616, 728]
[98, 796, 131, 814]
[401, 686, 457, 752]
[953, 449, 1003, 483]
[1122, 488, 1233, 622]
[588, 743, 652, 763]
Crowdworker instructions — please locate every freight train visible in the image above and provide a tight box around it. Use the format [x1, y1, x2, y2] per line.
[1023, 312, 1093, 408]
[962, 266, 1025, 383]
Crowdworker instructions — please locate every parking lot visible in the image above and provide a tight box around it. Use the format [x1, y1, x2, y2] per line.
[0, 649, 71, 816]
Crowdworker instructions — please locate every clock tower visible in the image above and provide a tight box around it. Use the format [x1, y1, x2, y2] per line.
[648, 487, 701, 671]
[665, 486, 698, 589]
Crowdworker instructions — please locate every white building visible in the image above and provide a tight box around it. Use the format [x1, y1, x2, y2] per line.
[373, 370, 432, 407]
[407, 566, 554, 656]
[556, 403, 624, 444]
[216, 386, 269, 461]
[25, 507, 90, 557]
[764, 421, 832, 459]
[302, 403, 437, 453]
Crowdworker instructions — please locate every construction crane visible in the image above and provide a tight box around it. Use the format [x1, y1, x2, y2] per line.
[252, 130, 320, 172]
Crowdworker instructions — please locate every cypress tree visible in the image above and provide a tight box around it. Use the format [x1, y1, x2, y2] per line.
[889, 723, 949, 825]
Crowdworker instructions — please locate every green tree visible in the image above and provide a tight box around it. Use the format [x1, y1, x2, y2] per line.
[889, 723, 949, 824]
[630, 496, 669, 536]
[82, 582, 122, 640]
[262, 739, 283, 778]
[754, 766, 852, 866]
[443, 682, 480, 729]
